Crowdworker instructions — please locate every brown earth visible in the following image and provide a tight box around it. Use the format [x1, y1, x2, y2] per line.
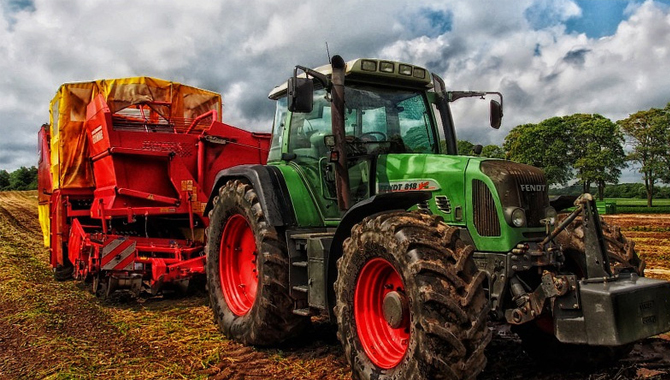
[0, 191, 668, 380]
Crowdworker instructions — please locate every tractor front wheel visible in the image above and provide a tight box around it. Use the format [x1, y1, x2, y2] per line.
[335, 211, 490, 380]
[206, 180, 308, 345]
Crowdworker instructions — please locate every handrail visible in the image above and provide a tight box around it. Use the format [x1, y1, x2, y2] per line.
[186, 110, 218, 134]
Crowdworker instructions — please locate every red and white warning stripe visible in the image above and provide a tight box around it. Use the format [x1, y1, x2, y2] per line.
[100, 237, 137, 271]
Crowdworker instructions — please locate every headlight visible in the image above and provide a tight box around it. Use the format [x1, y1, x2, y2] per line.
[511, 208, 526, 227]
[544, 206, 557, 225]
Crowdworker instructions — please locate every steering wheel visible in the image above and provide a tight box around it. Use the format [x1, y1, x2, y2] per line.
[359, 131, 387, 142]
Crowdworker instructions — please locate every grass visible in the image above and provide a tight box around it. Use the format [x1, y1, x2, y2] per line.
[606, 198, 670, 206]
[601, 198, 670, 214]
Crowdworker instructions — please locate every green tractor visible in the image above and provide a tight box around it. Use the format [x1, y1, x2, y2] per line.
[204, 56, 670, 379]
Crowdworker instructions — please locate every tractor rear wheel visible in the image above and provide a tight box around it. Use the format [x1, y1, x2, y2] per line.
[513, 217, 644, 369]
[334, 211, 490, 380]
[206, 180, 308, 345]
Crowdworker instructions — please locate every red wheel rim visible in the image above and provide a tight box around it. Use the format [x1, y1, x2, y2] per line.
[354, 258, 410, 369]
[219, 214, 258, 316]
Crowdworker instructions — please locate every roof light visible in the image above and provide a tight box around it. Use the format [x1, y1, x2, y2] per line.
[399, 64, 412, 76]
[380, 61, 394, 73]
[413, 68, 426, 79]
[361, 60, 377, 72]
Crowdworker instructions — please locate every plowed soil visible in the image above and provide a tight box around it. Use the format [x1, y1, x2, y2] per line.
[0, 191, 668, 380]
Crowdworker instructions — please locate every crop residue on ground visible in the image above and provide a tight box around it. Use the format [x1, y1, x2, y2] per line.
[1, 191, 668, 379]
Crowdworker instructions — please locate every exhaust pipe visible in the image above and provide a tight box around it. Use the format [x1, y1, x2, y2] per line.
[330, 55, 351, 211]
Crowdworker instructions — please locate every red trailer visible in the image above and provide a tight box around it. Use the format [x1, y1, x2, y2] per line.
[38, 77, 270, 296]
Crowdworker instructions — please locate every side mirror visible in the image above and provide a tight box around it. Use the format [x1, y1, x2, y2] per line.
[288, 76, 314, 113]
[490, 99, 503, 129]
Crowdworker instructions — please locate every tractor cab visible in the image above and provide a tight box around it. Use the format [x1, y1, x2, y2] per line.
[269, 81, 441, 219]
[268, 58, 501, 221]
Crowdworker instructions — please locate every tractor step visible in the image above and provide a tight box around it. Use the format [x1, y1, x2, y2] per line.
[292, 285, 308, 293]
[292, 308, 311, 316]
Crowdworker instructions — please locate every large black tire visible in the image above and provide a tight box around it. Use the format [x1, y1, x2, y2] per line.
[54, 253, 74, 281]
[334, 211, 491, 380]
[513, 216, 644, 369]
[206, 180, 308, 345]
[54, 263, 74, 281]
[556, 216, 645, 276]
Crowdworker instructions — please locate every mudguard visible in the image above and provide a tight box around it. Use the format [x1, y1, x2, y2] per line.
[204, 165, 296, 227]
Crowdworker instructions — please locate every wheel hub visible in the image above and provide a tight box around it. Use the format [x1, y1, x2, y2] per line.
[354, 258, 410, 369]
[219, 214, 258, 316]
[382, 290, 408, 329]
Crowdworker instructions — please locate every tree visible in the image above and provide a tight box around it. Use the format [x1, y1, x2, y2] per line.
[457, 140, 475, 155]
[618, 107, 667, 207]
[0, 170, 9, 190]
[657, 103, 670, 185]
[8, 166, 38, 191]
[481, 144, 505, 159]
[504, 114, 626, 196]
[503, 119, 574, 186]
[568, 114, 626, 200]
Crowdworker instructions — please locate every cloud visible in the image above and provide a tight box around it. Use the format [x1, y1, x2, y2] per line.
[563, 48, 590, 65]
[0, 0, 669, 187]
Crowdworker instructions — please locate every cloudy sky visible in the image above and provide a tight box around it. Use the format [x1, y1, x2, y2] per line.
[1, 0, 669, 183]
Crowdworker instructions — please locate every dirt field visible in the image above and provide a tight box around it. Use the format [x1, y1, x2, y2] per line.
[0, 191, 668, 380]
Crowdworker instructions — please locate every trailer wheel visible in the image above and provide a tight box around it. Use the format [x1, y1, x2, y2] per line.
[513, 217, 643, 368]
[206, 180, 308, 345]
[54, 258, 74, 281]
[334, 211, 490, 380]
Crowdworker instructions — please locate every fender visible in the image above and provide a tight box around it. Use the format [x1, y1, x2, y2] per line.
[325, 191, 432, 314]
[204, 165, 296, 227]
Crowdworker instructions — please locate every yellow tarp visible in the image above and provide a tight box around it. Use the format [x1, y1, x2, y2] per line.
[48, 77, 222, 190]
[38, 204, 50, 247]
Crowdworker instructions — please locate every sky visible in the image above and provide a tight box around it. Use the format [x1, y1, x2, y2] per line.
[1, 0, 670, 183]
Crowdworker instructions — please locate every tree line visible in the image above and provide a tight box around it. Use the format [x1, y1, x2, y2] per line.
[0, 166, 38, 191]
[458, 103, 670, 206]
[550, 182, 670, 199]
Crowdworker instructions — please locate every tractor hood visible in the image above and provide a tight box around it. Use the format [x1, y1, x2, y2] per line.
[375, 154, 471, 226]
[375, 154, 550, 252]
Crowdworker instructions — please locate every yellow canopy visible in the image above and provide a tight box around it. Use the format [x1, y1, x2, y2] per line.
[48, 77, 222, 189]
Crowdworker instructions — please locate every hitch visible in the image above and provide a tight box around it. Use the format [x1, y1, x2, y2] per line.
[540, 193, 611, 278]
[505, 271, 576, 325]
[506, 194, 613, 325]
[579, 194, 612, 278]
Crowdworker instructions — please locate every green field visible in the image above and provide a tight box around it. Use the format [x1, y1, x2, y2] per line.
[603, 198, 670, 214]
[605, 198, 670, 206]
[558, 198, 670, 214]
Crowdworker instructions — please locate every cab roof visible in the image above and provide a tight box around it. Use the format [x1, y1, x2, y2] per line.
[268, 58, 434, 99]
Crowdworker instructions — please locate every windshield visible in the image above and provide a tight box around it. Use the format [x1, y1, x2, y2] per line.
[287, 85, 437, 156]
